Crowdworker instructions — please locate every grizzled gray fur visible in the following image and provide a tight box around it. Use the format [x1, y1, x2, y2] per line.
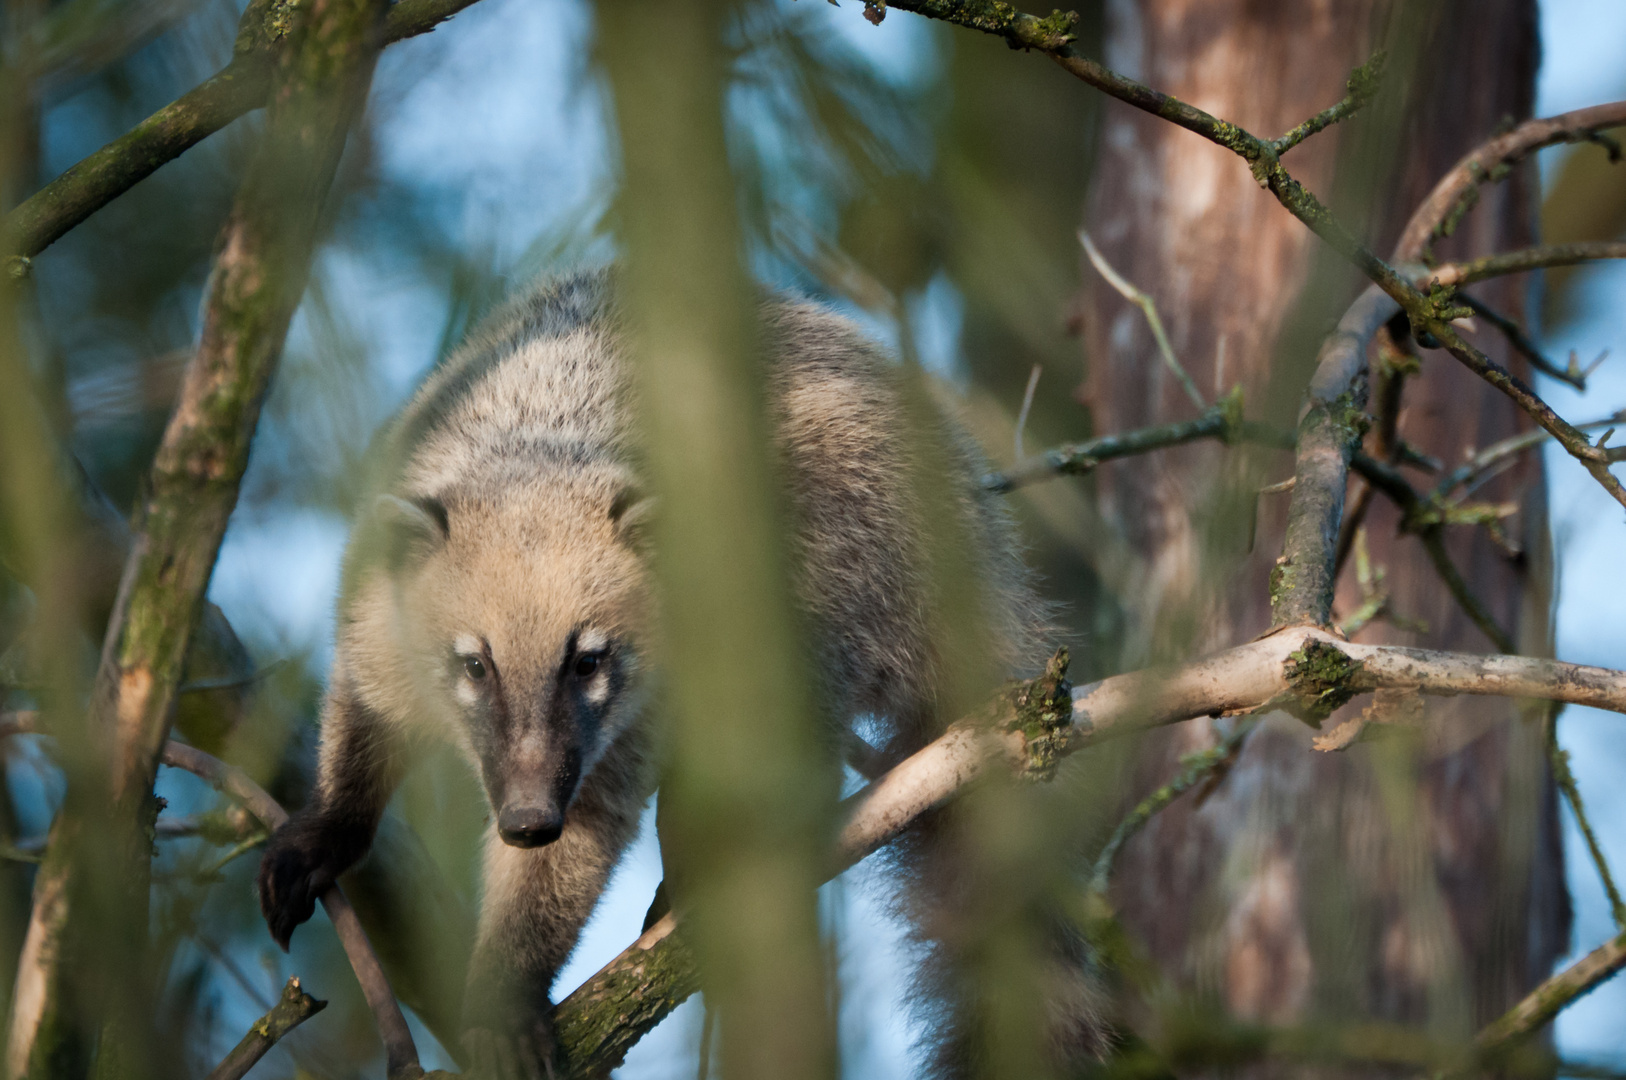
[256, 269, 1098, 1077]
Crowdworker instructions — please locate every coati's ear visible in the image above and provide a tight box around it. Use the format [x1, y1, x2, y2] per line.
[373, 494, 449, 571]
[608, 485, 657, 550]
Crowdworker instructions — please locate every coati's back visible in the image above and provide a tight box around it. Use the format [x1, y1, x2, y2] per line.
[288, 268, 1082, 1080]
[358, 267, 1048, 750]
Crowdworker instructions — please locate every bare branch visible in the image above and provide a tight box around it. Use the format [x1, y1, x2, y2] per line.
[3, 0, 488, 259]
[1080, 229, 1206, 410]
[203, 976, 325, 1080]
[553, 627, 1626, 1068]
[1454, 293, 1587, 390]
[155, 742, 424, 1080]
[1547, 717, 1626, 930]
[986, 388, 1248, 493]
[1396, 102, 1626, 264]
[1087, 717, 1259, 895]
[1432, 241, 1626, 288]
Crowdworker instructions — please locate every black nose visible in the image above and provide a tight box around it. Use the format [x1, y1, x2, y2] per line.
[497, 806, 565, 848]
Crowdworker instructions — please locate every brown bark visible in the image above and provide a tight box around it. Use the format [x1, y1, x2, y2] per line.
[1080, 0, 1565, 1047]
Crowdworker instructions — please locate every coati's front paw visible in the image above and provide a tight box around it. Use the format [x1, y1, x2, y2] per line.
[463, 1015, 557, 1080]
[256, 811, 370, 950]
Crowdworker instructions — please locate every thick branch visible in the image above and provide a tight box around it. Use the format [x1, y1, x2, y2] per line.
[203, 976, 325, 1080]
[554, 628, 1626, 1069]
[4, 0, 486, 258]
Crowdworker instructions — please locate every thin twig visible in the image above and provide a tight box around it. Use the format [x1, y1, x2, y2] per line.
[0, 716, 425, 1080]
[1475, 932, 1626, 1060]
[1455, 293, 1586, 390]
[156, 743, 424, 1080]
[1270, 50, 1386, 155]
[987, 387, 1248, 493]
[1431, 412, 1626, 502]
[1087, 717, 1259, 894]
[1431, 241, 1626, 288]
[203, 976, 326, 1080]
[1080, 230, 1206, 410]
[1013, 363, 1041, 461]
[1547, 712, 1626, 930]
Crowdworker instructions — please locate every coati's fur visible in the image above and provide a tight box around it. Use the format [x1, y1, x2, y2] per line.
[256, 268, 1097, 1076]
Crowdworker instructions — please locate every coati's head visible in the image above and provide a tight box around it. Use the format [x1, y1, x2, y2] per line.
[359, 468, 654, 849]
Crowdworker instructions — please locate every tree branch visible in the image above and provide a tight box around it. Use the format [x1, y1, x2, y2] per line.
[1396, 102, 1626, 264]
[553, 627, 1626, 1070]
[8, 0, 393, 1072]
[203, 976, 325, 1080]
[0, 715, 428, 1080]
[3, 0, 487, 259]
[1432, 241, 1626, 287]
[1475, 932, 1626, 1062]
[986, 388, 1246, 493]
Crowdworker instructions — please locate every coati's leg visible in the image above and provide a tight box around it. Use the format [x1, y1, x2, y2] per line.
[461, 725, 654, 1080]
[259, 672, 408, 949]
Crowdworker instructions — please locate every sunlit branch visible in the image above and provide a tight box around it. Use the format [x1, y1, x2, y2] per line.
[863, 0, 1626, 521]
[203, 977, 326, 1080]
[1079, 229, 1206, 410]
[1397, 102, 1626, 264]
[3, 0, 488, 259]
[553, 627, 1626, 1071]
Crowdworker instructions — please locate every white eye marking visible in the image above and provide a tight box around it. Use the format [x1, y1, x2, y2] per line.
[578, 628, 609, 654]
[454, 633, 482, 657]
[453, 680, 481, 707]
[583, 678, 610, 706]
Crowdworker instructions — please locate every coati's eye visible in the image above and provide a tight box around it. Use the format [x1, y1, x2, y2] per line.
[463, 656, 488, 681]
[573, 652, 603, 680]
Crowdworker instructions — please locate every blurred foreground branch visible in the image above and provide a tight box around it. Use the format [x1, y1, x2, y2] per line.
[6, 0, 392, 1072]
[4, 0, 487, 259]
[552, 627, 1626, 1073]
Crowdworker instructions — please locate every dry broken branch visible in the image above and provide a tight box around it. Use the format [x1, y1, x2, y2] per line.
[203, 976, 325, 1080]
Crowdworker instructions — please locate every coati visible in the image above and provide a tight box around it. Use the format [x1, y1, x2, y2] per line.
[256, 268, 1091, 1076]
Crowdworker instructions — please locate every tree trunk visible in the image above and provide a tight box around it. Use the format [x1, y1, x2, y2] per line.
[1079, 0, 1567, 1047]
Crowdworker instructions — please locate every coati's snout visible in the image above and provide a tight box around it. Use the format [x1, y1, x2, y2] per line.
[490, 750, 581, 848]
[496, 804, 565, 848]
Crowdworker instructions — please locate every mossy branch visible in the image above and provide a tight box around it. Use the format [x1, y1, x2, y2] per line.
[3, 0, 488, 258]
[1547, 716, 1626, 931]
[988, 387, 1252, 493]
[1270, 50, 1386, 155]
